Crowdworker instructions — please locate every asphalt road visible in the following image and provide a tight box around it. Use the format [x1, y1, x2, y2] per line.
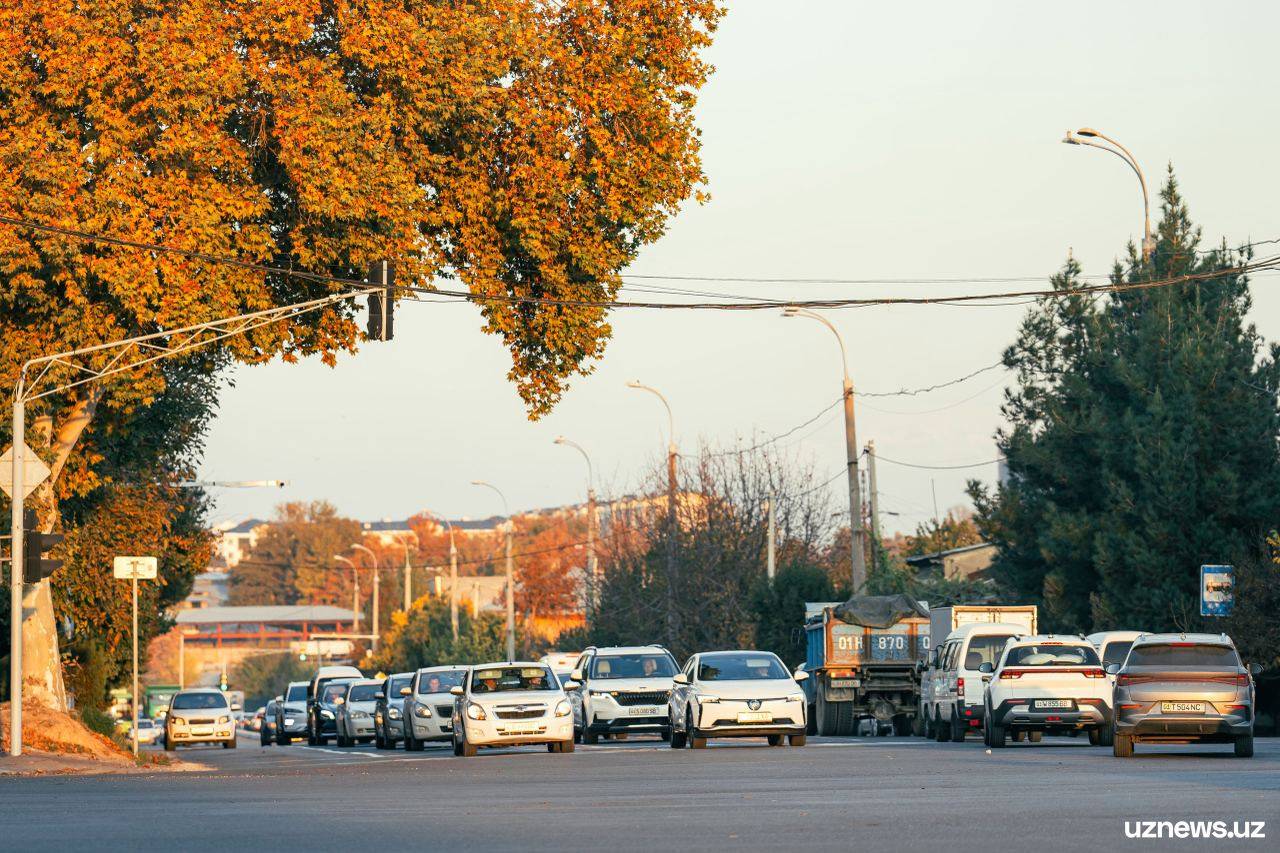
[2, 731, 1275, 852]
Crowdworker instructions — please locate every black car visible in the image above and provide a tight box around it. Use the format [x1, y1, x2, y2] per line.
[274, 681, 309, 745]
[260, 698, 281, 746]
[374, 672, 413, 750]
[310, 679, 357, 745]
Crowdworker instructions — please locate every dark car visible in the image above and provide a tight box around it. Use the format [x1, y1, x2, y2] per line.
[274, 681, 309, 745]
[260, 698, 281, 746]
[310, 678, 358, 746]
[374, 672, 413, 750]
[1111, 633, 1261, 758]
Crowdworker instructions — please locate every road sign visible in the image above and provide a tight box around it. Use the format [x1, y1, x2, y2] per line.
[113, 556, 158, 580]
[1200, 565, 1234, 617]
[0, 442, 51, 499]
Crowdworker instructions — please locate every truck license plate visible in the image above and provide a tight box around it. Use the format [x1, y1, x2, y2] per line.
[736, 711, 771, 723]
[628, 707, 659, 716]
[829, 679, 860, 689]
[1161, 702, 1204, 714]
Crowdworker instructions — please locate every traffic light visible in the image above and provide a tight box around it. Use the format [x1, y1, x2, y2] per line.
[22, 509, 63, 584]
[366, 260, 394, 341]
[219, 673, 228, 692]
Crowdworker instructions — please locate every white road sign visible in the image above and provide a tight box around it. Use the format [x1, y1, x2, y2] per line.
[0, 442, 52, 500]
[113, 556, 158, 580]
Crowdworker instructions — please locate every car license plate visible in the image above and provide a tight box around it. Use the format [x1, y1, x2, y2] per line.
[736, 711, 772, 723]
[1032, 699, 1073, 710]
[1161, 701, 1205, 714]
[628, 707, 659, 716]
[503, 723, 540, 734]
[192, 727, 212, 736]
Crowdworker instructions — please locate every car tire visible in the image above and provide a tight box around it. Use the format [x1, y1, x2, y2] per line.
[1011, 729, 1025, 743]
[669, 713, 687, 749]
[950, 708, 967, 742]
[686, 710, 706, 749]
[164, 735, 175, 752]
[582, 725, 599, 745]
[1097, 725, 1114, 747]
[1234, 736, 1254, 758]
[560, 738, 574, 753]
[1027, 731, 1043, 744]
[1087, 728, 1100, 746]
[989, 721, 1006, 748]
[224, 737, 237, 749]
[260, 730, 270, 746]
[452, 733, 464, 756]
[1112, 732, 1134, 758]
[789, 734, 806, 747]
[767, 734, 785, 747]
[276, 730, 289, 746]
[461, 740, 477, 757]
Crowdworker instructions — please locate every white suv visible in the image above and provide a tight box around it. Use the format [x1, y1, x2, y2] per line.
[981, 635, 1111, 747]
[450, 662, 576, 756]
[569, 645, 679, 744]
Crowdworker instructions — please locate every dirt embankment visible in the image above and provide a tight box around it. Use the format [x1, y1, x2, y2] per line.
[0, 701, 202, 774]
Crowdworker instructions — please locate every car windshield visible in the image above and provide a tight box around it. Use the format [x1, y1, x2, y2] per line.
[1005, 644, 1100, 666]
[170, 693, 228, 711]
[1127, 644, 1240, 668]
[137, 719, 154, 729]
[697, 654, 788, 681]
[418, 670, 465, 695]
[589, 654, 677, 679]
[385, 676, 411, 698]
[1102, 640, 1135, 667]
[347, 684, 381, 703]
[470, 667, 557, 693]
[286, 684, 307, 703]
[322, 683, 350, 703]
[962, 635, 1015, 670]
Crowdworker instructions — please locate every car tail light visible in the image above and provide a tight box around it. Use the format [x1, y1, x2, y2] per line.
[1226, 704, 1248, 711]
[956, 677, 965, 696]
[1119, 703, 1142, 710]
[969, 719, 981, 727]
[1046, 716, 1061, 722]
[1208, 674, 1249, 687]
[1116, 674, 1152, 686]
[1082, 669, 1106, 678]
[999, 670, 1022, 679]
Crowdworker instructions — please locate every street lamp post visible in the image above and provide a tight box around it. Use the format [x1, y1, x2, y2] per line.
[350, 543, 379, 651]
[420, 512, 459, 641]
[782, 307, 868, 594]
[1062, 127, 1155, 262]
[333, 554, 361, 634]
[396, 533, 418, 612]
[472, 480, 515, 660]
[626, 380, 679, 646]
[554, 436, 597, 604]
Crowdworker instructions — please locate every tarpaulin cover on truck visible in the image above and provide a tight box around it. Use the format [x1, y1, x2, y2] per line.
[830, 594, 928, 629]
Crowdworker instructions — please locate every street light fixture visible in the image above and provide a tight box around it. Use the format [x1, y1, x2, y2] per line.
[1062, 126, 1155, 261]
[555, 436, 598, 602]
[350, 542, 380, 651]
[782, 307, 867, 593]
[626, 380, 679, 647]
[472, 480, 515, 660]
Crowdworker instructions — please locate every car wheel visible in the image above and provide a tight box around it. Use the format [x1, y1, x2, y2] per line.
[582, 722, 599, 745]
[767, 734, 784, 747]
[1027, 731, 1043, 744]
[989, 722, 1006, 748]
[950, 708, 967, 742]
[1234, 735, 1254, 758]
[560, 738, 574, 753]
[462, 739, 477, 757]
[669, 712, 687, 749]
[688, 709, 707, 750]
[789, 734, 806, 747]
[164, 735, 175, 752]
[260, 730, 270, 746]
[1097, 725, 1114, 747]
[1011, 730, 1026, 743]
[452, 732, 464, 757]
[935, 707, 951, 742]
[1087, 728, 1100, 746]
[1112, 731, 1134, 758]
[224, 737, 237, 749]
[276, 730, 289, 746]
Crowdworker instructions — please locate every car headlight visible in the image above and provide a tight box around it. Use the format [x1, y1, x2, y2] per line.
[171, 717, 186, 726]
[414, 704, 433, 718]
[388, 708, 402, 720]
[788, 693, 805, 702]
[466, 702, 487, 721]
[697, 695, 720, 704]
[352, 711, 370, 719]
[217, 715, 231, 724]
[320, 709, 334, 720]
[554, 699, 572, 717]
[589, 690, 612, 697]
[284, 718, 295, 726]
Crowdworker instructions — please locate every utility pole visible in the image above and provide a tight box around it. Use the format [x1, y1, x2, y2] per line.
[447, 522, 458, 642]
[554, 436, 597, 604]
[334, 555, 360, 634]
[626, 381, 679, 647]
[866, 441, 881, 573]
[399, 534, 416, 612]
[782, 308, 867, 593]
[473, 481, 515, 660]
[766, 492, 776, 582]
[351, 543, 379, 652]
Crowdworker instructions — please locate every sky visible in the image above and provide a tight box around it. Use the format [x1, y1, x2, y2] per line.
[199, 1, 1280, 535]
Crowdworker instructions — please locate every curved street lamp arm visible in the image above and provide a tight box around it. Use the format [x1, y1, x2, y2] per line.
[554, 436, 594, 488]
[471, 480, 510, 518]
[782, 307, 851, 386]
[626, 382, 676, 449]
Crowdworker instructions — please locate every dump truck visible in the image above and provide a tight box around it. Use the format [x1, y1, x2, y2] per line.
[802, 594, 931, 736]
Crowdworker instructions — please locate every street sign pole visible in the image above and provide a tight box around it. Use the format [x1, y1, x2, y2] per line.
[131, 574, 138, 758]
[114, 556, 157, 758]
[9, 397, 23, 757]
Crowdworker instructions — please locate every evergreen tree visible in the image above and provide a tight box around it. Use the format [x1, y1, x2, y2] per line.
[970, 171, 1280, 633]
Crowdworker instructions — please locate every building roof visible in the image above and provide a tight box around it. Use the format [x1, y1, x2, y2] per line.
[218, 518, 268, 535]
[904, 542, 995, 565]
[175, 605, 356, 625]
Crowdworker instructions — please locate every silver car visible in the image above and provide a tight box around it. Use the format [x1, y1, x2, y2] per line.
[402, 666, 467, 751]
[335, 679, 383, 747]
[1111, 633, 1260, 758]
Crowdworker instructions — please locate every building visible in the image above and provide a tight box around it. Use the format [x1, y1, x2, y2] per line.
[904, 542, 998, 581]
[182, 569, 230, 610]
[213, 518, 268, 569]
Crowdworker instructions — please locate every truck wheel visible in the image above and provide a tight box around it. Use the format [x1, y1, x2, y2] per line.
[835, 702, 856, 737]
[935, 708, 951, 742]
[950, 708, 967, 742]
[816, 694, 837, 737]
[893, 715, 912, 737]
[910, 713, 924, 738]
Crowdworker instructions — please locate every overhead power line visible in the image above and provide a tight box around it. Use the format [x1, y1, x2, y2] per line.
[874, 454, 1003, 471]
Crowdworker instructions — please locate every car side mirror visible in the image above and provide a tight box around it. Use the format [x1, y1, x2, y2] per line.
[1105, 663, 1120, 675]
[563, 681, 580, 691]
[449, 686, 465, 697]
[399, 686, 412, 696]
[230, 703, 242, 712]
[792, 670, 809, 682]
[673, 673, 688, 685]
[977, 662, 994, 674]
[1247, 662, 1263, 676]
[571, 670, 585, 682]
[334, 697, 345, 706]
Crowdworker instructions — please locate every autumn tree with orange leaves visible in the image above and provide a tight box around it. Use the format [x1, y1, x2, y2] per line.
[0, 0, 722, 706]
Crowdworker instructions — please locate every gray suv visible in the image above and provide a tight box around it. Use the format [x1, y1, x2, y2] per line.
[1111, 633, 1261, 758]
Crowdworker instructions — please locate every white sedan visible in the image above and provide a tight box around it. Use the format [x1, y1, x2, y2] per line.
[668, 650, 808, 748]
[450, 663, 576, 756]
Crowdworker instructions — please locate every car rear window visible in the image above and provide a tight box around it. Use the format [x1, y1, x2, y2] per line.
[1101, 640, 1134, 667]
[1126, 644, 1240, 668]
[286, 684, 308, 702]
[962, 635, 1015, 670]
[1005, 644, 1100, 666]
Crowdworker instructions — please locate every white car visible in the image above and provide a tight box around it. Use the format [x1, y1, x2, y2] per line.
[402, 665, 468, 751]
[569, 645, 679, 744]
[164, 689, 238, 750]
[450, 662, 576, 756]
[134, 718, 160, 745]
[927, 622, 1025, 742]
[335, 679, 383, 747]
[668, 650, 808, 749]
[981, 635, 1111, 748]
[1087, 630, 1147, 677]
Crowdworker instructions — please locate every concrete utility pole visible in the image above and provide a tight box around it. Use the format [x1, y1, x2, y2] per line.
[866, 440, 881, 572]
[472, 481, 515, 660]
[1062, 127, 1155, 262]
[350, 543, 379, 652]
[766, 492, 776, 582]
[626, 381, 679, 647]
[782, 308, 867, 593]
[554, 436, 597, 604]
[333, 554, 361, 633]
[397, 533, 417, 612]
